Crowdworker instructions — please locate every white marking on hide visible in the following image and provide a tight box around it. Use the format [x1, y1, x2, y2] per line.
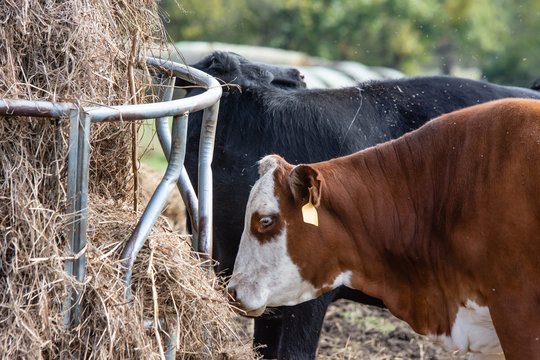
[246, 157, 281, 217]
[322, 271, 352, 290]
[430, 300, 503, 359]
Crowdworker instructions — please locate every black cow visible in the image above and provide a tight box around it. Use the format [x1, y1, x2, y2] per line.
[180, 51, 540, 359]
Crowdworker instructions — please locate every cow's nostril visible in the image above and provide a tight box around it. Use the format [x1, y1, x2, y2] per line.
[227, 288, 237, 302]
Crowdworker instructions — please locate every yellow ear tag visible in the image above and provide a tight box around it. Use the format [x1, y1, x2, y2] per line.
[302, 186, 319, 227]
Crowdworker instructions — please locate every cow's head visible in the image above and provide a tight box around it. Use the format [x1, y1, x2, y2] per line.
[227, 155, 352, 316]
[177, 51, 306, 96]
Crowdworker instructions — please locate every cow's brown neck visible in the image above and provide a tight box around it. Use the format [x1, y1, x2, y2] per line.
[301, 116, 483, 335]
[283, 99, 540, 338]
[266, 99, 540, 356]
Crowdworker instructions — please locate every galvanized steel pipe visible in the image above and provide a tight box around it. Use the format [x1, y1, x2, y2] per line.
[87, 58, 221, 122]
[154, 76, 199, 243]
[0, 98, 75, 118]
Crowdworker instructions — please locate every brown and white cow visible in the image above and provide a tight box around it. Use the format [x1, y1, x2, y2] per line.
[228, 98, 540, 360]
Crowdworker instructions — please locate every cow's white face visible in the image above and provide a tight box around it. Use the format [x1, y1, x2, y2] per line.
[227, 155, 319, 316]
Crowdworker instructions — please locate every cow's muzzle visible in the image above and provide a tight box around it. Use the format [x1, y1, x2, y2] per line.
[226, 286, 266, 317]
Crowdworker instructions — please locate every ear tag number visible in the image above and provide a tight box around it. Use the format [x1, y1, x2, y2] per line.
[302, 186, 319, 227]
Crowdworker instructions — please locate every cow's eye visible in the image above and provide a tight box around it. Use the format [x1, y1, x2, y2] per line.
[260, 216, 273, 228]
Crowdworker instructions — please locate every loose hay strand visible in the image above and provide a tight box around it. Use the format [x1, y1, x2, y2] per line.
[147, 246, 166, 360]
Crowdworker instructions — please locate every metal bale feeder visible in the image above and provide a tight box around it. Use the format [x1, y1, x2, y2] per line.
[0, 57, 222, 356]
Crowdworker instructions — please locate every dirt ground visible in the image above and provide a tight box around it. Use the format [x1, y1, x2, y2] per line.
[316, 300, 466, 360]
[236, 300, 467, 360]
[139, 168, 467, 359]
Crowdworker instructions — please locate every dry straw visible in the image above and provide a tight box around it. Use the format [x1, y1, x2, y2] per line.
[0, 0, 256, 358]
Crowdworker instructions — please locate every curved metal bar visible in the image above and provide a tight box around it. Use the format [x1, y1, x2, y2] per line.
[154, 77, 199, 240]
[121, 112, 190, 299]
[197, 102, 219, 270]
[155, 75, 176, 156]
[180, 166, 199, 251]
[87, 58, 221, 123]
[118, 57, 222, 300]
[0, 58, 222, 125]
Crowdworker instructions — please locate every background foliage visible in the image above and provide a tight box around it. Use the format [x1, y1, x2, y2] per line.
[162, 0, 539, 86]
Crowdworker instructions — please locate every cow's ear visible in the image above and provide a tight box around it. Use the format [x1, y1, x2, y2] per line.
[174, 52, 239, 92]
[175, 52, 242, 96]
[205, 51, 240, 77]
[290, 165, 322, 207]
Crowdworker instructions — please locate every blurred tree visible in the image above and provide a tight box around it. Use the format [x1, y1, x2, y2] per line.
[161, 0, 538, 85]
[425, 0, 510, 75]
[160, 0, 252, 43]
[480, 0, 540, 86]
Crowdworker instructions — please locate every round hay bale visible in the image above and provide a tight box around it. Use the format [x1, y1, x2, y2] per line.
[0, 1, 256, 358]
